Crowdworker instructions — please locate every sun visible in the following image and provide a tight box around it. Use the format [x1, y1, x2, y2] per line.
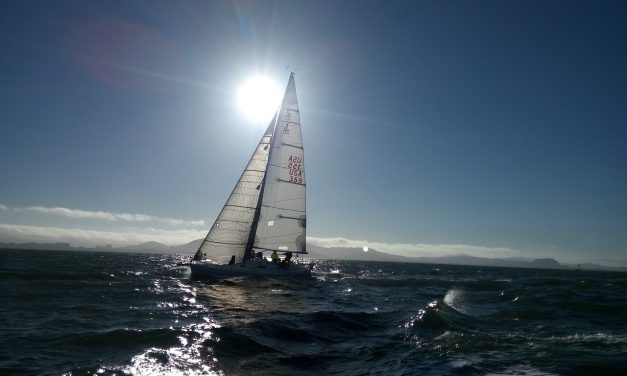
[238, 75, 282, 122]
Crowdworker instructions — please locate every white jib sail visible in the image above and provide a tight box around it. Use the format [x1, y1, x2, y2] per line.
[254, 73, 307, 254]
[194, 117, 275, 263]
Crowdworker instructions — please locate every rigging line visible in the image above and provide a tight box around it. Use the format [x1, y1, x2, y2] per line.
[211, 218, 252, 225]
[281, 143, 303, 149]
[214, 219, 252, 224]
[263, 197, 305, 203]
[207, 228, 248, 234]
[211, 222, 254, 228]
[223, 206, 255, 211]
[229, 194, 257, 202]
[267, 162, 303, 168]
[261, 205, 305, 212]
[281, 121, 301, 126]
[201, 240, 247, 246]
[224, 204, 257, 209]
[278, 215, 304, 220]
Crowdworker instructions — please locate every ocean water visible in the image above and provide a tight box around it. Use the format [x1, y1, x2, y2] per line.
[1, 250, 626, 375]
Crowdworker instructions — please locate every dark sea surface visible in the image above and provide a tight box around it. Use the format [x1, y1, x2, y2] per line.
[1, 250, 626, 375]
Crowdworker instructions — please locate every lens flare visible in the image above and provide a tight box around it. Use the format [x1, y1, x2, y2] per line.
[238, 76, 281, 122]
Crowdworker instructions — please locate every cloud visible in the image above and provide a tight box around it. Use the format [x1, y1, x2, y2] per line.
[0, 204, 206, 247]
[307, 236, 520, 258]
[15, 205, 205, 227]
[0, 223, 205, 246]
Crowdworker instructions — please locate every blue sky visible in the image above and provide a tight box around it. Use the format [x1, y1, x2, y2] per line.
[1, 1, 625, 264]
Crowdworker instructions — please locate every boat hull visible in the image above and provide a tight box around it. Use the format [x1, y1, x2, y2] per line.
[190, 260, 312, 280]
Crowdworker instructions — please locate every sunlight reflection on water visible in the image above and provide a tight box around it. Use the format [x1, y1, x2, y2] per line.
[122, 322, 219, 376]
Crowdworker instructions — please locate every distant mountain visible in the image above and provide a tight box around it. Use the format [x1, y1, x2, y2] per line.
[306, 245, 413, 262]
[114, 239, 203, 254]
[531, 258, 561, 268]
[169, 239, 203, 253]
[306, 245, 568, 270]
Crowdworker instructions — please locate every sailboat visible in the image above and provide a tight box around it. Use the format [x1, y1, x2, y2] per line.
[189, 73, 312, 279]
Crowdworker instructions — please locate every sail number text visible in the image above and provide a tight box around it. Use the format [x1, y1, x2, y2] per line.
[287, 155, 303, 184]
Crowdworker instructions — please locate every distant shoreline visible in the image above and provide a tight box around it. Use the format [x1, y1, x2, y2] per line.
[2, 242, 626, 273]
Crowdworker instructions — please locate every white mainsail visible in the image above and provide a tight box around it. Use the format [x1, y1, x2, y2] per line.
[194, 73, 306, 264]
[253, 73, 306, 254]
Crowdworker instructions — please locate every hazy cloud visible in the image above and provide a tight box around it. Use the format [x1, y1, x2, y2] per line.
[14, 205, 205, 227]
[0, 223, 205, 246]
[307, 236, 520, 258]
[0, 204, 7, 211]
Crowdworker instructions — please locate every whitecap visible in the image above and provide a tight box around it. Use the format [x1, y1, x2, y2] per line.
[444, 289, 466, 314]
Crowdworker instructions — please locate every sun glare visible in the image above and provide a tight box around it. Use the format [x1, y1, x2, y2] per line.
[238, 76, 282, 123]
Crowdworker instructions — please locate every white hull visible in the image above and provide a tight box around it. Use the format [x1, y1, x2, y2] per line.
[190, 259, 312, 280]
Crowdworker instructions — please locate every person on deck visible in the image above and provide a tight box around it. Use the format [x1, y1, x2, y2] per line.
[280, 251, 293, 268]
[271, 250, 279, 264]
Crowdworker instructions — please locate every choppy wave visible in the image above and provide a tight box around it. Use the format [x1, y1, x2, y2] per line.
[1, 250, 626, 375]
